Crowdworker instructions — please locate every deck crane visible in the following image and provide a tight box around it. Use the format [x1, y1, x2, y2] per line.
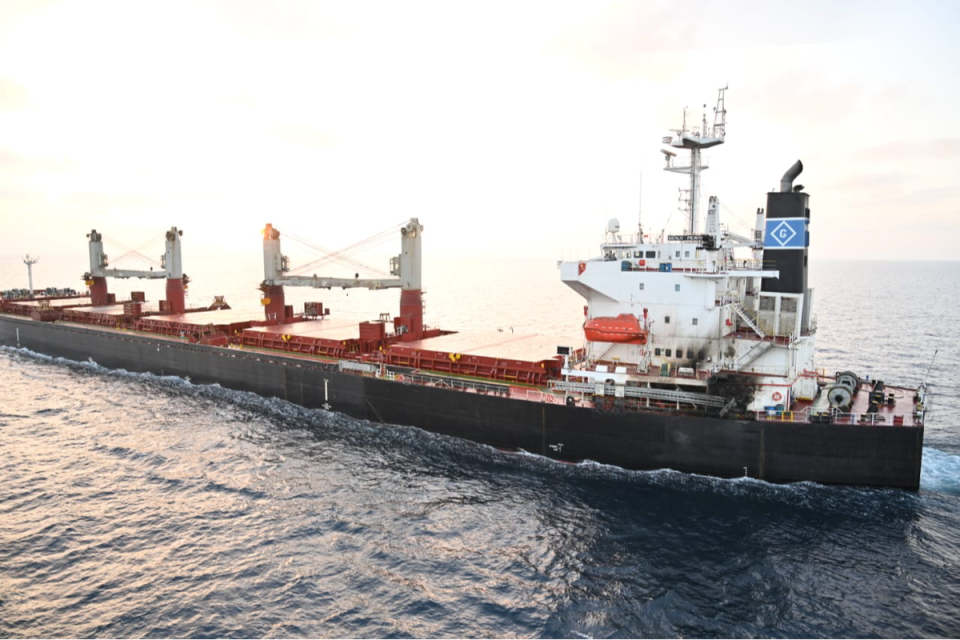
[83, 227, 189, 313]
[260, 218, 424, 339]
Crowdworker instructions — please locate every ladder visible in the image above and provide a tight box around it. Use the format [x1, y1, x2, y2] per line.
[736, 340, 773, 370]
[731, 302, 766, 339]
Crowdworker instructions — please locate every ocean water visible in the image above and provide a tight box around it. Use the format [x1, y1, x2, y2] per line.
[1, 259, 959, 638]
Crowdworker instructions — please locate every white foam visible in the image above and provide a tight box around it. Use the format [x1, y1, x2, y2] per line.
[920, 448, 960, 494]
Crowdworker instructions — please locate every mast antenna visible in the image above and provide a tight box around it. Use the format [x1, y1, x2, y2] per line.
[661, 85, 728, 234]
[637, 170, 643, 238]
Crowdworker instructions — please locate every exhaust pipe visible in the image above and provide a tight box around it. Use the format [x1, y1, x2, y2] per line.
[780, 160, 803, 193]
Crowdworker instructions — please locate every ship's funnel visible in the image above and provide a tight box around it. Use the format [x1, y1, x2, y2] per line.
[780, 160, 803, 193]
[762, 161, 811, 332]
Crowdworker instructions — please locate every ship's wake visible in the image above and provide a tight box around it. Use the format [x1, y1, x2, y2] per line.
[920, 448, 960, 494]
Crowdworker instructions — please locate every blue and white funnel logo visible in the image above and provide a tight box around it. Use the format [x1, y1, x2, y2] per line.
[764, 218, 808, 249]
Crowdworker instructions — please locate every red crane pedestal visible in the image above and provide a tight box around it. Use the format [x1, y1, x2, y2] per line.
[399, 289, 423, 340]
[262, 285, 286, 324]
[166, 278, 186, 314]
[89, 277, 109, 306]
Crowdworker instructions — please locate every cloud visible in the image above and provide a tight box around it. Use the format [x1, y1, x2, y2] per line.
[64, 192, 159, 210]
[0, 77, 29, 110]
[206, 0, 338, 43]
[274, 125, 338, 150]
[738, 75, 864, 127]
[853, 139, 960, 162]
[0, 146, 71, 171]
[825, 172, 905, 192]
[0, 146, 27, 166]
[554, 0, 861, 58]
[0, 186, 40, 202]
[822, 173, 955, 209]
[888, 186, 957, 207]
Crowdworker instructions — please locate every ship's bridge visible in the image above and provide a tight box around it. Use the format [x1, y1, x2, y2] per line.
[597, 239, 768, 275]
[601, 242, 708, 270]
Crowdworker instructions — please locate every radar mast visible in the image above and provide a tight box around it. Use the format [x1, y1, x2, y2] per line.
[662, 86, 728, 234]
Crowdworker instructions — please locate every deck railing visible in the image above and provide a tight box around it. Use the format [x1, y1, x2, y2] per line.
[756, 407, 920, 427]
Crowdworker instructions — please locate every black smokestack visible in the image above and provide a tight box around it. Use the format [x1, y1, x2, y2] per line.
[761, 161, 811, 331]
[780, 160, 803, 193]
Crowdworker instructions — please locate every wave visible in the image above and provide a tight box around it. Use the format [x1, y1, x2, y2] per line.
[920, 448, 960, 494]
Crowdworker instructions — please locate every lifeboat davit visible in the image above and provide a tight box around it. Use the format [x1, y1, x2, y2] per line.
[584, 313, 648, 345]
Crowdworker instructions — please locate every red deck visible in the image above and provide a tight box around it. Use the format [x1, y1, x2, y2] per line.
[149, 308, 259, 327]
[239, 318, 364, 358]
[122, 308, 253, 345]
[379, 331, 578, 386]
[12, 297, 92, 308]
[407, 331, 577, 363]
[61, 303, 131, 325]
[244, 318, 361, 341]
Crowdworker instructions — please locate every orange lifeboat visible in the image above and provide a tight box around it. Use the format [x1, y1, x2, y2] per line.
[584, 313, 648, 344]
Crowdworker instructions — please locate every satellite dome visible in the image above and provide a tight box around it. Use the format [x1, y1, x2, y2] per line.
[606, 218, 621, 233]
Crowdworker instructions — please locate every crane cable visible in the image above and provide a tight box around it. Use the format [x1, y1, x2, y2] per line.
[283, 220, 408, 277]
[101, 232, 165, 268]
[285, 234, 393, 277]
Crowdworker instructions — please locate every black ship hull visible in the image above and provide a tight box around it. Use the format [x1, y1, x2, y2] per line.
[0, 316, 924, 491]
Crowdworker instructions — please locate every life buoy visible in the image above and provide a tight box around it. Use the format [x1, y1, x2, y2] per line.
[639, 259, 646, 267]
[772, 391, 783, 402]
[396, 374, 404, 382]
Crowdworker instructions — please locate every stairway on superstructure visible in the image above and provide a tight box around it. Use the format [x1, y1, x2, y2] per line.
[735, 340, 774, 370]
[731, 301, 765, 338]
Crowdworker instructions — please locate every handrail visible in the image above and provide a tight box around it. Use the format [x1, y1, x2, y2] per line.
[756, 407, 918, 427]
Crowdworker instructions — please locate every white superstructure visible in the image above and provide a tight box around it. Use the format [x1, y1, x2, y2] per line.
[558, 89, 817, 412]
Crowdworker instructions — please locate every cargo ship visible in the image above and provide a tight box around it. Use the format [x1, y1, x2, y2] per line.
[0, 89, 927, 490]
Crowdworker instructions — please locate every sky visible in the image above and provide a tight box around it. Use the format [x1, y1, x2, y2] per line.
[1, 0, 958, 279]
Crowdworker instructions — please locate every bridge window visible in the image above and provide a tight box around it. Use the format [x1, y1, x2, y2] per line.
[692, 318, 698, 325]
[676, 347, 682, 358]
[664, 316, 670, 323]
[684, 251, 690, 258]
[665, 349, 672, 357]
[655, 348, 661, 356]
[638, 282, 645, 290]
[675, 251, 680, 258]
[646, 250, 656, 258]
[687, 349, 694, 359]
[675, 284, 681, 292]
